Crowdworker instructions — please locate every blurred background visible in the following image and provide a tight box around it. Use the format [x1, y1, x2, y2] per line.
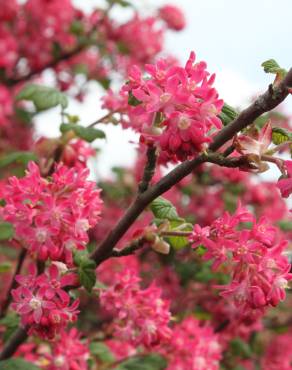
[36, 0, 292, 178]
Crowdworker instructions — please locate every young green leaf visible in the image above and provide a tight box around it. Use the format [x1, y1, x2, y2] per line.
[0, 222, 14, 241]
[0, 261, 12, 273]
[74, 250, 97, 292]
[0, 152, 37, 169]
[60, 123, 106, 143]
[90, 342, 115, 363]
[0, 358, 41, 370]
[113, 353, 167, 370]
[0, 312, 20, 342]
[164, 220, 193, 250]
[150, 197, 179, 221]
[16, 84, 68, 111]
[261, 59, 287, 80]
[272, 127, 291, 145]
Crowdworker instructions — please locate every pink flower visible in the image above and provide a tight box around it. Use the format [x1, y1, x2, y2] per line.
[277, 160, 292, 198]
[0, 84, 13, 127]
[99, 267, 172, 347]
[0, 26, 18, 72]
[159, 5, 186, 31]
[189, 205, 292, 316]
[2, 162, 103, 264]
[261, 332, 292, 370]
[160, 317, 222, 370]
[45, 328, 89, 370]
[235, 121, 272, 157]
[0, 0, 19, 21]
[115, 51, 223, 162]
[11, 264, 79, 339]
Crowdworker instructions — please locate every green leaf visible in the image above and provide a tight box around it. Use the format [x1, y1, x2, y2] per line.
[15, 108, 34, 124]
[165, 220, 193, 250]
[107, 0, 132, 7]
[114, 354, 167, 370]
[90, 342, 115, 363]
[0, 222, 14, 241]
[0, 261, 12, 273]
[0, 312, 20, 342]
[261, 59, 287, 79]
[98, 77, 111, 90]
[60, 123, 106, 143]
[0, 358, 41, 370]
[272, 127, 291, 145]
[16, 84, 68, 111]
[70, 20, 85, 36]
[74, 251, 96, 292]
[230, 337, 253, 359]
[128, 91, 142, 107]
[0, 151, 37, 169]
[219, 103, 238, 126]
[278, 220, 292, 231]
[79, 266, 96, 292]
[150, 197, 179, 221]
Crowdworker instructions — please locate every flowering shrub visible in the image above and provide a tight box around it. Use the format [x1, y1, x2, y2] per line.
[0, 1, 291, 370]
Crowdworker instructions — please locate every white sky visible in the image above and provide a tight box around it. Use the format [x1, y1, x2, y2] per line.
[36, 0, 292, 178]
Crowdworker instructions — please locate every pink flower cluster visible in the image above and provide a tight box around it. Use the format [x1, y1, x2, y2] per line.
[104, 52, 223, 162]
[61, 139, 96, 169]
[190, 204, 292, 315]
[11, 264, 79, 339]
[45, 328, 89, 370]
[1, 162, 102, 264]
[0, 24, 18, 72]
[17, 0, 75, 70]
[159, 5, 186, 31]
[277, 160, 292, 198]
[16, 328, 89, 369]
[99, 267, 172, 347]
[114, 15, 164, 66]
[0, 85, 13, 127]
[261, 331, 292, 370]
[160, 317, 222, 370]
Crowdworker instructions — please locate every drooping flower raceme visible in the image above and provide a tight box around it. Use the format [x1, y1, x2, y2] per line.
[189, 204, 292, 316]
[44, 328, 89, 370]
[159, 5, 186, 31]
[1, 162, 102, 264]
[16, 327, 89, 370]
[99, 266, 172, 347]
[160, 316, 222, 370]
[11, 264, 79, 339]
[102, 52, 224, 162]
[277, 160, 292, 198]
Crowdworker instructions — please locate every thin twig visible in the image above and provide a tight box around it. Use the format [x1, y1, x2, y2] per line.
[87, 111, 117, 128]
[111, 238, 147, 257]
[138, 145, 157, 193]
[2, 69, 292, 361]
[1, 8, 112, 86]
[0, 249, 27, 319]
[90, 69, 292, 265]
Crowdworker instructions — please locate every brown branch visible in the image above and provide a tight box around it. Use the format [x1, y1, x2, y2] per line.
[91, 69, 292, 265]
[0, 249, 27, 319]
[0, 258, 45, 360]
[2, 69, 292, 361]
[138, 145, 157, 193]
[3, 44, 88, 86]
[160, 231, 192, 237]
[87, 111, 118, 128]
[111, 237, 147, 257]
[1, 5, 114, 87]
[0, 327, 28, 360]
